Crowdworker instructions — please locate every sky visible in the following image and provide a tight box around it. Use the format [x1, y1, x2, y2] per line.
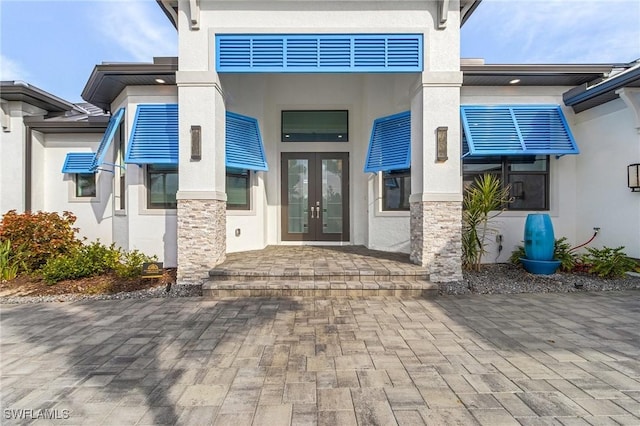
[1, 0, 639, 104]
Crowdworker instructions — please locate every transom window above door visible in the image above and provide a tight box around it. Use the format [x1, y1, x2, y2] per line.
[281, 110, 348, 142]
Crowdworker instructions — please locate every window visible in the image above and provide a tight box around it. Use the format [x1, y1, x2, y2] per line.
[282, 110, 348, 142]
[382, 169, 410, 211]
[226, 168, 250, 210]
[463, 156, 549, 211]
[75, 174, 96, 198]
[147, 165, 178, 209]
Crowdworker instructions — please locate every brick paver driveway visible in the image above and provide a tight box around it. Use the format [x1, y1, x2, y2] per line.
[1, 292, 640, 425]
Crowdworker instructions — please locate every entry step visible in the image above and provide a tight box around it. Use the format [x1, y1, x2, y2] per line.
[202, 279, 439, 298]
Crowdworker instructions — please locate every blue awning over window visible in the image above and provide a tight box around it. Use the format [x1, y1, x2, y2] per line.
[364, 111, 411, 173]
[91, 108, 125, 170]
[125, 104, 178, 165]
[461, 105, 579, 157]
[61, 153, 97, 174]
[226, 112, 268, 171]
[216, 34, 423, 73]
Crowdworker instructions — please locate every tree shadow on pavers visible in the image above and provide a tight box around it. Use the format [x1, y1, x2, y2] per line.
[0, 297, 302, 425]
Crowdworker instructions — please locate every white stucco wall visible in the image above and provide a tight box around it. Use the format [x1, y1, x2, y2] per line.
[572, 98, 640, 258]
[0, 101, 46, 215]
[30, 131, 113, 243]
[461, 86, 580, 262]
[111, 86, 180, 266]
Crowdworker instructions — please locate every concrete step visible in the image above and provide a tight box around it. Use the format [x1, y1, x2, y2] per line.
[202, 279, 439, 298]
[209, 269, 428, 282]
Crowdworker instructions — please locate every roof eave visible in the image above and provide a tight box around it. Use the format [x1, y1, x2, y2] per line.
[563, 63, 640, 112]
[0, 81, 81, 114]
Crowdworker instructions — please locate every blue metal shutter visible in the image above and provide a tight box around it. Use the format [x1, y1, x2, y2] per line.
[226, 112, 268, 171]
[125, 104, 179, 165]
[364, 111, 411, 173]
[61, 153, 96, 174]
[216, 34, 423, 73]
[90, 108, 125, 171]
[461, 105, 579, 157]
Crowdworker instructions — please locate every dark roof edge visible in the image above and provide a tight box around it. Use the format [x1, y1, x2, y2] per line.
[0, 81, 82, 113]
[81, 58, 178, 111]
[156, 0, 178, 30]
[461, 63, 616, 74]
[563, 62, 640, 108]
[461, 0, 482, 26]
[24, 117, 109, 134]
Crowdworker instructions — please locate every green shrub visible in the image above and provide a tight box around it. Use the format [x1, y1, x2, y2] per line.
[581, 246, 636, 278]
[114, 249, 157, 278]
[554, 237, 577, 272]
[0, 239, 19, 281]
[0, 210, 81, 272]
[41, 241, 157, 284]
[509, 245, 525, 265]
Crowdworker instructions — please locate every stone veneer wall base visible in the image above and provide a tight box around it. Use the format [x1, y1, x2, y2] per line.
[177, 199, 226, 284]
[410, 200, 463, 282]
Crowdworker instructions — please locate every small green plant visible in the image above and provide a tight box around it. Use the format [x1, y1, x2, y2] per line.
[554, 237, 577, 272]
[462, 174, 512, 271]
[509, 245, 525, 265]
[41, 241, 157, 284]
[0, 239, 19, 281]
[115, 249, 157, 278]
[580, 246, 636, 278]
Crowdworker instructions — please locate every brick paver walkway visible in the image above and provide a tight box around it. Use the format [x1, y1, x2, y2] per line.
[1, 292, 640, 425]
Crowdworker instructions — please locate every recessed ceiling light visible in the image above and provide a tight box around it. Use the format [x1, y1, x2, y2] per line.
[509, 79, 521, 84]
[155, 78, 166, 84]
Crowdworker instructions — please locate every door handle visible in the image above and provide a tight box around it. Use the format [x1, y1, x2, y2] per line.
[310, 206, 316, 219]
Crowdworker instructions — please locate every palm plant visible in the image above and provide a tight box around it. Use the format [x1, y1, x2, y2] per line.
[462, 174, 512, 271]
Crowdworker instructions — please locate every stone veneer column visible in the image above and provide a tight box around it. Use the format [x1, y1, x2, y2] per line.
[177, 198, 226, 284]
[175, 70, 227, 284]
[410, 200, 462, 282]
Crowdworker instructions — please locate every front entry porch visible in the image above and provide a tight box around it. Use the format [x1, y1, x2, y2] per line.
[203, 245, 438, 298]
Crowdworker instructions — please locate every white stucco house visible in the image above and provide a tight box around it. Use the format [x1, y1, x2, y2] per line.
[1, 0, 639, 284]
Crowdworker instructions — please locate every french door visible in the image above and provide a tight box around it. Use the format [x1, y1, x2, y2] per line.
[281, 152, 349, 241]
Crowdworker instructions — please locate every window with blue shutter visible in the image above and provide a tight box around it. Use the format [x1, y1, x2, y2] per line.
[461, 105, 579, 157]
[125, 104, 179, 165]
[61, 108, 125, 174]
[364, 111, 411, 173]
[61, 153, 97, 174]
[226, 112, 268, 171]
[216, 34, 423, 73]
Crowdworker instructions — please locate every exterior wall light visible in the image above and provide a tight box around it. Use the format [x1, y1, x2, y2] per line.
[436, 126, 448, 162]
[629, 163, 640, 192]
[191, 125, 202, 160]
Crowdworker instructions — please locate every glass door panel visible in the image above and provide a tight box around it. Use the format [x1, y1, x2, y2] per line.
[321, 158, 343, 234]
[287, 159, 309, 234]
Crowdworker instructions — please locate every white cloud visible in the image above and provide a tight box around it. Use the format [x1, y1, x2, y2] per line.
[94, 0, 177, 62]
[464, 0, 640, 63]
[0, 54, 31, 81]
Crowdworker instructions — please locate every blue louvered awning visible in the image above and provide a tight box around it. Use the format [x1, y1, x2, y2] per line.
[61, 153, 97, 174]
[90, 108, 125, 170]
[216, 34, 423, 73]
[461, 105, 579, 157]
[226, 112, 268, 171]
[125, 104, 179, 165]
[364, 111, 411, 173]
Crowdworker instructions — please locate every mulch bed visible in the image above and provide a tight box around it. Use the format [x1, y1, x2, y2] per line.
[0, 268, 176, 298]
